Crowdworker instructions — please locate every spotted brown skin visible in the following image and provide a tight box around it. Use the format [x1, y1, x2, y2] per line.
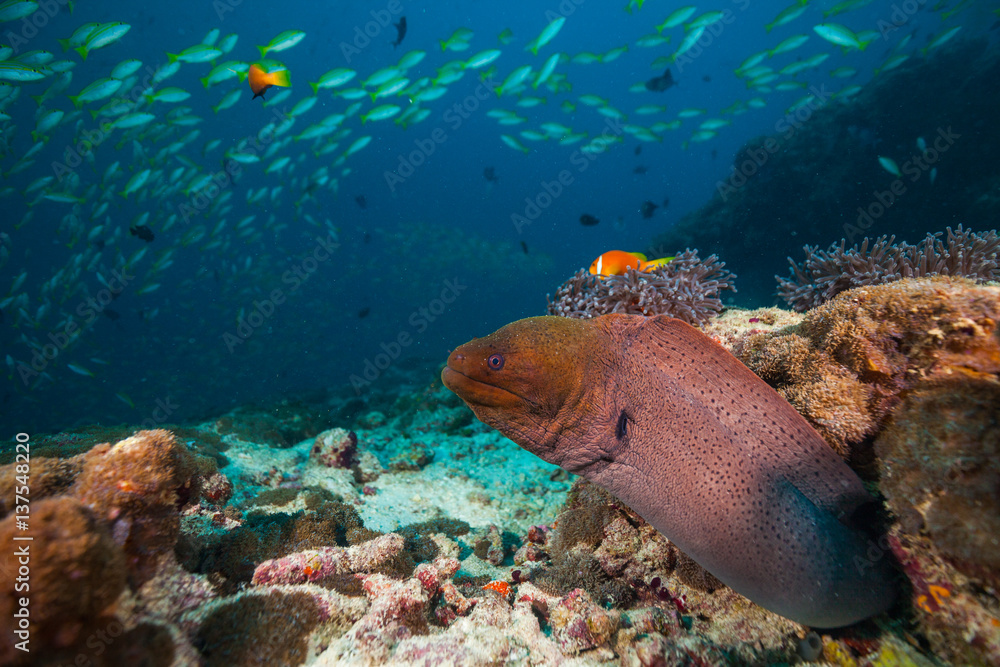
[442, 314, 896, 628]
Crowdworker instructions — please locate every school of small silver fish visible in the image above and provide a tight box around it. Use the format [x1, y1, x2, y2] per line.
[0, 0, 987, 414]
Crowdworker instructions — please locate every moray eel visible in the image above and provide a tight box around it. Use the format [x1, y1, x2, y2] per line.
[442, 314, 896, 628]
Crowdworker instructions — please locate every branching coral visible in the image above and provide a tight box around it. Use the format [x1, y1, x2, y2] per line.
[777, 226, 1000, 312]
[546, 249, 736, 327]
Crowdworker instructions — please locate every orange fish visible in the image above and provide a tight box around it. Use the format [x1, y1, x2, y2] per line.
[589, 250, 674, 277]
[481, 580, 511, 596]
[246, 64, 290, 100]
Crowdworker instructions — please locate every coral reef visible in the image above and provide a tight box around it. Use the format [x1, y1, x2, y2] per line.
[472, 524, 507, 566]
[703, 277, 1000, 664]
[728, 277, 1000, 457]
[0, 430, 221, 665]
[214, 398, 339, 448]
[186, 497, 383, 593]
[882, 529, 1000, 665]
[195, 591, 321, 667]
[550, 588, 619, 654]
[5, 309, 998, 667]
[73, 429, 202, 585]
[876, 378, 1000, 580]
[871, 373, 1000, 664]
[251, 533, 409, 586]
[777, 226, 1000, 311]
[0, 424, 229, 468]
[0, 454, 82, 517]
[546, 249, 736, 326]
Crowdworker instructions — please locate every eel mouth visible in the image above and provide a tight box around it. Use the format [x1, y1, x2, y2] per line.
[441, 353, 521, 409]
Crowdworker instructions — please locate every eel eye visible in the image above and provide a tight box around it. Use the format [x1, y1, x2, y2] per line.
[487, 353, 505, 370]
[616, 410, 630, 442]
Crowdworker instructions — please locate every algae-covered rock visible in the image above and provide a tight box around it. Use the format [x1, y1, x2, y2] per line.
[73, 429, 201, 585]
[0, 497, 126, 665]
[730, 277, 1000, 458]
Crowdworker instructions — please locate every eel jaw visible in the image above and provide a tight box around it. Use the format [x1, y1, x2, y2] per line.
[441, 363, 522, 411]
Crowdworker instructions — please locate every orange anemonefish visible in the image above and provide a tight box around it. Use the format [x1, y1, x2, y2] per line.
[589, 250, 674, 277]
[246, 63, 291, 100]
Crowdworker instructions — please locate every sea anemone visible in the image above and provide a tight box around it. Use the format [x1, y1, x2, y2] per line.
[546, 249, 736, 327]
[776, 226, 1000, 312]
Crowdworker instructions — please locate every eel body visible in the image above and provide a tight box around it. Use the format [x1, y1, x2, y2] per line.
[441, 314, 896, 628]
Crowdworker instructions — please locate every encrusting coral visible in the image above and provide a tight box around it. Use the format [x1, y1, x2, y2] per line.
[776, 226, 1000, 312]
[546, 248, 736, 326]
[876, 378, 1000, 581]
[73, 428, 203, 585]
[0, 429, 220, 665]
[729, 277, 1000, 458]
[0, 497, 126, 665]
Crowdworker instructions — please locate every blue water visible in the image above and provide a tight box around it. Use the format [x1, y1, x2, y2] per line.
[0, 0, 992, 434]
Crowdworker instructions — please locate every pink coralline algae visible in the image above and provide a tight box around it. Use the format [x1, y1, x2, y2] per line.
[413, 562, 440, 593]
[343, 574, 433, 661]
[251, 532, 406, 586]
[309, 427, 358, 469]
[550, 587, 620, 654]
[514, 524, 551, 565]
[199, 471, 233, 507]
